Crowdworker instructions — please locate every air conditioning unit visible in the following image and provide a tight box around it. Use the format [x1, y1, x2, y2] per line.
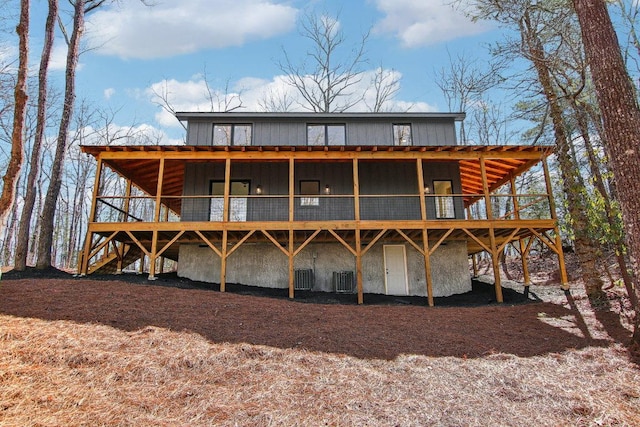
[294, 269, 314, 290]
[333, 271, 355, 293]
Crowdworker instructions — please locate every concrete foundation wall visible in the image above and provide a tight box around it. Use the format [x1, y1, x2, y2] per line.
[177, 240, 471, 297]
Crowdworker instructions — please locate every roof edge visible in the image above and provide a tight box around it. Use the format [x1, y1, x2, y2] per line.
[174, 111, 467, 121]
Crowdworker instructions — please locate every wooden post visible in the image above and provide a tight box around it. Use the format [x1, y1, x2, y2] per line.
[149, 158, 165, 280]
[220, 229, 228, 292]
[149, 231, 159, 280]
[417, 159, 434, 306]
[481, 156, 503, 302]
[466, 205, 479, 278]
[520, 238, 531, 285]
[289, 158, 295, 299]
[223, 158, 231, 222]
[355, 229, 364, 304]
[422, 229, 434, 306]
[416, 159, 427, 221]
[480, 157, 493, 220]
[511, 175, 530, 293]
[489, 228, 503, 303]
[123, 178, 132, 221]
[289, 229, 295, 299]
[217, 158, 233, 291]
[353, 158, 363, 304]
[158, 206, 169, 274]
[543, 157, 569, 289]
[80, 157, 103, 275]
[116, 179, 133, 274]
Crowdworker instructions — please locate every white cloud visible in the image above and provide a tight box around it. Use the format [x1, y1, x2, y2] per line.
[146, 68, 436, 128]
[76, 123, 183, 146]
[373, 0, 490, 47]
[104, 88, 115, 100]
[48, 43, 69, 71]
[146, 77, 244, 127]
[48, 43, 86, 72]
[85, 0, 298, 59]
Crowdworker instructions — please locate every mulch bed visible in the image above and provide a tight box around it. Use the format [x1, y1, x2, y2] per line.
[0, 267, 629, 360]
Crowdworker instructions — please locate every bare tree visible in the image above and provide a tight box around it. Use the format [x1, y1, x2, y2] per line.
[151, 73, 244, 130]
[257, 86, 296, 112]
[0, 0, 29, 242]
[36, 0, 107, 269]
[435, 50, 504, 142]
[14, 0, 58, 271]
[278, 12, 369, 112]
[364, 67, 401, 112]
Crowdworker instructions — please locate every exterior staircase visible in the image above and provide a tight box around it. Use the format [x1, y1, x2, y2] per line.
[88, 244, 143, 275]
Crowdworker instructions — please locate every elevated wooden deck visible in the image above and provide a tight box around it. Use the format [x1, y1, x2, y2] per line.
[78, 144, 568, 305]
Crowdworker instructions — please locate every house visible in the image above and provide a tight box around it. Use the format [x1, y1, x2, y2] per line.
[79, 112, 569, 305]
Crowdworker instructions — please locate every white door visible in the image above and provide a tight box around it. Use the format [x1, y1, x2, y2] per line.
[384, 245, 408, 295]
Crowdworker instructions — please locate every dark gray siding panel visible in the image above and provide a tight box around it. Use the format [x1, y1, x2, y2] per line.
[294, 162, 354, 221]
[359, 161, 418, 195]
[359, 161, 421, 220]
[254, 122, 306, 145]
[413, 120, 457, 146]
[346, 123, 391, 145]
[185, 117, 459, 147]
[187, 122, 213, 146]
[181, 162, 221, 220]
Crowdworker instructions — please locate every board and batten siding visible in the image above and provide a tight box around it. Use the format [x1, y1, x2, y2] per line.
[180, 160, 464, 221]
[344, 122, 391, 145]
[184, 118, 458, 146]
[253, 122, 306, 146]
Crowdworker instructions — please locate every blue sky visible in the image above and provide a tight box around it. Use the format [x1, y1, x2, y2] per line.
[23, 0, 503, 143]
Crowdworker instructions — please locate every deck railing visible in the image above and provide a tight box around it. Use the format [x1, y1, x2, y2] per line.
[93, 192, 553, 223]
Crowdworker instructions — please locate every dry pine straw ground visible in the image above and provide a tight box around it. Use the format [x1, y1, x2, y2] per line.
[0, 273, 640, 426]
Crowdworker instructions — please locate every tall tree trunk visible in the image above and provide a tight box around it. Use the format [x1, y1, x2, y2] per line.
[575, 103, 635, 306]
[36, 0, 85, 269]
[0, 0, 29, 240]
[520, 10, 605, 299]
[14, 0, 58, 271]
[572, 0, 640, 342]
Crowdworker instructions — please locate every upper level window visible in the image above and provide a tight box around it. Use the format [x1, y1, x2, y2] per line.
[307, 124, 346, 146]
[393, 124, 412, 146]
[213, 124, 252, 146]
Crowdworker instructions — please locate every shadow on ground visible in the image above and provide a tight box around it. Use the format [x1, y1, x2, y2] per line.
[0, 268, 614, 360]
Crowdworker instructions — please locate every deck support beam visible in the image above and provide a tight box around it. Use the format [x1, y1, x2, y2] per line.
[510, 175, 531, 294]
[543, 157, 569, 290]
[417, 159, 434, 306]
[423, 229, 434, 306]
[148, 157, 165, 280]
[288, 158, 295, 299]
[220, 230, 228, 292]
[81, 157, 103, 276]
[117, 179, 133, 274]
[353, 158, 363, 304]
[481, 156, 503, 303]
